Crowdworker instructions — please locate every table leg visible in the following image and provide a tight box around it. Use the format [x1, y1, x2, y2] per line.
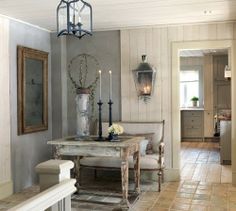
[73, 156, 82, 192]
[53, 145, 62, 160]
[121, 159, 129, 208]
[133, 150, 140, 194]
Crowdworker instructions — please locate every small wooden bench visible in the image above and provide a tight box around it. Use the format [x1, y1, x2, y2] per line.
[80, 120, 165, 191]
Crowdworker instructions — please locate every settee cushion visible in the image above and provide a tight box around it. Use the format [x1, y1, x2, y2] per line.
[123, 133, 154, 155]
[140, 139, 149, 156]
[80, 154, 161, 170]
[102, 122, 164, 153]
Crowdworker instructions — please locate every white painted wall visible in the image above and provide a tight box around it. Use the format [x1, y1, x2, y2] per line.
[0, 17, 12, 199]
[121, 22, 236, 176]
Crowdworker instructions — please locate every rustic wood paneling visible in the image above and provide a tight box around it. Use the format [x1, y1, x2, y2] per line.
[204, 55, 214, 137]
[0, 17, 12, 198]
[121, 21, 235, 168]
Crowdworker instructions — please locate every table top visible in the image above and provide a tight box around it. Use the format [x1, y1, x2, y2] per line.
[47, 135, 144, 148]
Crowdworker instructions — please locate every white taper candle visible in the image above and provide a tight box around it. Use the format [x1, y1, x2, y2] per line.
[99, 70, 102, 100]
[109, 70, 112, 100]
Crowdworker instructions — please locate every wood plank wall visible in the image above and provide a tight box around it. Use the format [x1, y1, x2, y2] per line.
[121, 22, 236, 168]
[0, 17, 12, 198]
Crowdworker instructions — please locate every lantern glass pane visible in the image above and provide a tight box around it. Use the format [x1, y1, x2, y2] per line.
[80, 5, 91, 32]
[133, 70, 155, 97]
[69, 1, 82, 26]
[138, 72, 153, 95]
[58, 3, 67, 34]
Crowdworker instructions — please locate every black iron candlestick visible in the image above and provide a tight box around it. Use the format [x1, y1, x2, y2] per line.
[108, 99, 113, 140]
[96, 100, 104, 141]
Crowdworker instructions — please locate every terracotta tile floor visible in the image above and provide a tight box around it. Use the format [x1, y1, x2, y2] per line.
[132, 181, 236, 211]
[180, 142, 232, 183]
[1, 142, 234, 211]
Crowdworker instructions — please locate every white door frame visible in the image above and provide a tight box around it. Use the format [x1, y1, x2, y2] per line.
[171, 40, 236, 184]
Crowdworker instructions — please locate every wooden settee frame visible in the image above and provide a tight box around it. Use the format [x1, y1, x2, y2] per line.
[80, 120, 165, 192]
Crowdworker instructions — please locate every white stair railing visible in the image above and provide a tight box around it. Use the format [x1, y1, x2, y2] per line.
[9, 160, 76, 211]
[9, 179, 76, 211]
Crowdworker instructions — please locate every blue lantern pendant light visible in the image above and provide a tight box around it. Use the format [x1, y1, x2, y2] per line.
[57, 0, 92, 39]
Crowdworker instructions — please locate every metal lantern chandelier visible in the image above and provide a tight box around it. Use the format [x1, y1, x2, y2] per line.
[57, 0, 92, 39]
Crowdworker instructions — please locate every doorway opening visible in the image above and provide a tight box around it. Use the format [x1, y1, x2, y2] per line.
[179, 49, 231, 182]
[171, 40, 235, 184]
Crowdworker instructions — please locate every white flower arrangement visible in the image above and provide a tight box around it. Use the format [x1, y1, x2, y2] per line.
[108, 124, 124, 135]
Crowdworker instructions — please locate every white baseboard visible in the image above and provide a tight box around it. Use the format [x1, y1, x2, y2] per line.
[0, 180, 13, 200]
[164, 168, 180, 182]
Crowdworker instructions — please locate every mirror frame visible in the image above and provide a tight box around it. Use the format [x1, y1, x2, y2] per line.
[17, 46, 48, 135]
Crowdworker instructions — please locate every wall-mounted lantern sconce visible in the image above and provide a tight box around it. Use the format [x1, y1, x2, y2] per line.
[224, 65, 231, 80]
[133, 55, 156, 102]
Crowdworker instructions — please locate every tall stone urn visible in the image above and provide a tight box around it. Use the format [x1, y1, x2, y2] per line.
[75, 88, 90, 139]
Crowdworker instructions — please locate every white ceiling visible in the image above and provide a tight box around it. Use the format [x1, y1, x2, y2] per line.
[180, 49, 228, 57]
[0, 0, 235, 31]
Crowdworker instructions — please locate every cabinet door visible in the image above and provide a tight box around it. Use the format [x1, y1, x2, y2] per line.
[213, 55, 231, 114]
[181, 111, 203, 139]
[214, 83, 231, 112]
[213, 55, 228, 81]
[204, 110, 214, 137]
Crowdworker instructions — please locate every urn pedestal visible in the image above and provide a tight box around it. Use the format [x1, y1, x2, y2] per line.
[75, 89, 90, 140]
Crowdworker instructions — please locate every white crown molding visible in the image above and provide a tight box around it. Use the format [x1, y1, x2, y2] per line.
[0, 14, 51, 32]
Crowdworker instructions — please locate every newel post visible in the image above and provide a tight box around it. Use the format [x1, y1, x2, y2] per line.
[35, 160, 74, 211]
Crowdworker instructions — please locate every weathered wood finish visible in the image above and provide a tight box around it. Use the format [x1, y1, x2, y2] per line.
[133, 151, 140, 194]
[121, 148, 129, 207]
[100, 120, 165, 192]
[48, 136, 143, 208]
[74, 156, 82, 190]
[121, 22, 236, 169]
[53, 145, 62, 160]
[17, 46, 49, 135]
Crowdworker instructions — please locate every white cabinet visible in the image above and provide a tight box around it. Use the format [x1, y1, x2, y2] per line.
[181, 110, 204, 141]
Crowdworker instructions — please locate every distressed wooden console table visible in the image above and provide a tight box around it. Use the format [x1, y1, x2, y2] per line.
[47, 136, 143, 208]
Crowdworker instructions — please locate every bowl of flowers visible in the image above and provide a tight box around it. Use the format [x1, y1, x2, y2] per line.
[108, 124, 124, 141]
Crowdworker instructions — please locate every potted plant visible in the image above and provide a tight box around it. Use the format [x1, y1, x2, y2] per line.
[191, 96, 199, 107]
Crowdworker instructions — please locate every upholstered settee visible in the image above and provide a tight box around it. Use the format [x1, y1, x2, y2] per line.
[80, 121, 165, 191]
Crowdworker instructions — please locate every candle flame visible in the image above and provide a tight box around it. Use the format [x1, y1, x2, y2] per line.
[143, 86, 151, 94]
[109, 70, 112, 74]
[99, 70, 101, 74]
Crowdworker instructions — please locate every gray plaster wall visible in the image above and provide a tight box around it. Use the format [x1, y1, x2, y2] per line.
[9, 21, 52, 192]
[51, 34, 63, 139]
[66, 31, 121, 135]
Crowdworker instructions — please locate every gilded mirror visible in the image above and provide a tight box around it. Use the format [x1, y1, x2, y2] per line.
[17, 46, 48, 135]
